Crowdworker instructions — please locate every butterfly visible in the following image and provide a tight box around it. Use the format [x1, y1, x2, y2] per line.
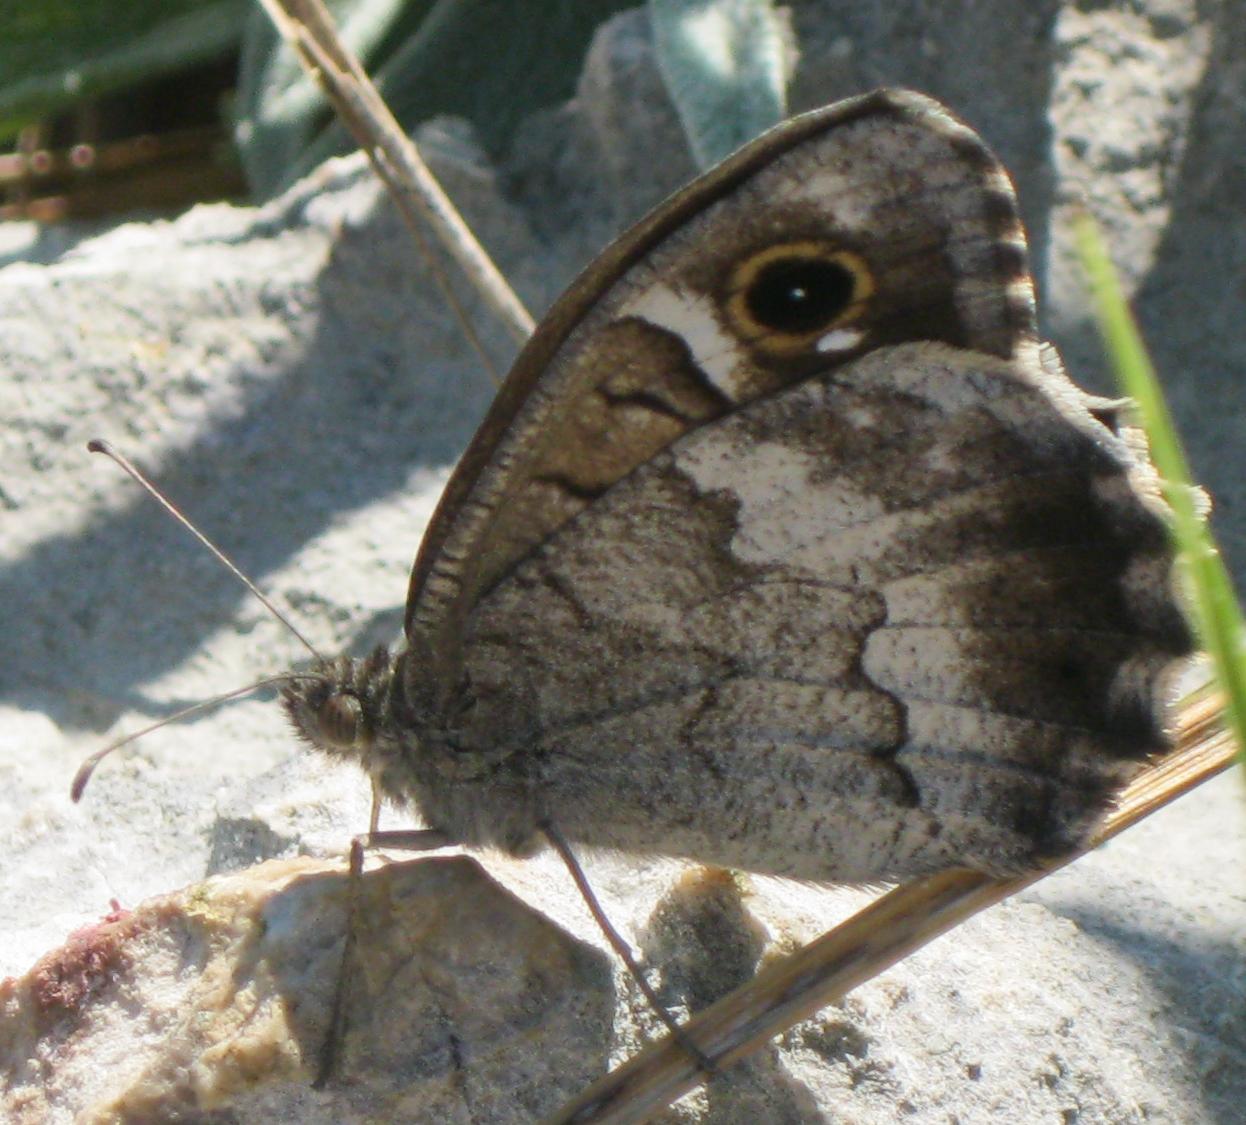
[282, 87, 1193, 891]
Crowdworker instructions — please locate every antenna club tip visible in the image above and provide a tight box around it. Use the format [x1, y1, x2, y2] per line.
[71, 757, 102, 802]
[86, 438, 109, 455]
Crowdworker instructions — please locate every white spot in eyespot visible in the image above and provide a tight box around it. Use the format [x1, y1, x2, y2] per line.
[816, 327, 865, 353]
[622, 283, 746, 400]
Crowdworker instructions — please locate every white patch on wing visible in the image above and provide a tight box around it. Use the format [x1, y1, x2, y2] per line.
[776, 167, 869, 224]
[862, 626, 969, 701]
[677, 436, 885, 566]
[622, 283, 746, 400]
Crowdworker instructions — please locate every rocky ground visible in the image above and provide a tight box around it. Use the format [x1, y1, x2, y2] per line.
[2, 4, 1243, 1122]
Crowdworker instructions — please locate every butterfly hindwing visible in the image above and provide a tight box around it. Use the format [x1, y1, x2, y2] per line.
[448, 340, 1188, 878]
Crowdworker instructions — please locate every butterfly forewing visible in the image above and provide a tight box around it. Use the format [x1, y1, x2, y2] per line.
[403, 90, 1040, 692]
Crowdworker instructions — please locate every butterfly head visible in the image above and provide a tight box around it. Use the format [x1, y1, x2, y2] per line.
[281, 646, 399, 769]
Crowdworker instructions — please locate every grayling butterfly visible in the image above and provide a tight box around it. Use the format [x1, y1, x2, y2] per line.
[281, 88, 1193, 887]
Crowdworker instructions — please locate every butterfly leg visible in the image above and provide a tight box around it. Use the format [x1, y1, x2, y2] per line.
[314, 825, 456, 1088]
[540, 820, 717, 1077]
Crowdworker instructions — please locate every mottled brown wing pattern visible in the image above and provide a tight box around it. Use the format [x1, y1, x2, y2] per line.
[403, 90, 1039, 704]
[448, 342, 1189, 879]
[284, 88, 1193, 883]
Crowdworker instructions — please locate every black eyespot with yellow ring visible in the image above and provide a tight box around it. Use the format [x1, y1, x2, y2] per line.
[725, 241, 873, 356]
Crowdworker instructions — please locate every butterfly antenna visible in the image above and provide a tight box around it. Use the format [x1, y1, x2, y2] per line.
[88, 438, 321, 660]
[71, 673, 321, 801]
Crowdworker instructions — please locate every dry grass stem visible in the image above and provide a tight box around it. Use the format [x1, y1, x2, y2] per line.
[258, 0, 534, 382]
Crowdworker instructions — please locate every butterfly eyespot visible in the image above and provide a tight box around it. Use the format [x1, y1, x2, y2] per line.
[726, 242, 873, 355]
[318, 692, 364, 747]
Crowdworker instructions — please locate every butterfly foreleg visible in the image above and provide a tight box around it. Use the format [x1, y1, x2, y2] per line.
[314, 826, 457, 1088]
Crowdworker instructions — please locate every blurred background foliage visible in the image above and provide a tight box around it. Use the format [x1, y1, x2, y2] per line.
[1, 0, 636, 218]
[1, 0, 785, 219]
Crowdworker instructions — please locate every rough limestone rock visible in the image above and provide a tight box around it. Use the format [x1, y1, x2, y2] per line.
[2, 3, 1243, 1122]
[0, 856, 612, 1122]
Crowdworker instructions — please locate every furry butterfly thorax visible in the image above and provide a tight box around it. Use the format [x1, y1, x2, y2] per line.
[283, 88, 1193, 883]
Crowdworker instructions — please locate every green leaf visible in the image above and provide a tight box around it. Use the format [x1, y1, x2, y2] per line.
[650, 0, 788, 170]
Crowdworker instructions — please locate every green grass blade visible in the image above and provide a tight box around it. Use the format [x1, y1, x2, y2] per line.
[1074, 213, 1246, 774]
